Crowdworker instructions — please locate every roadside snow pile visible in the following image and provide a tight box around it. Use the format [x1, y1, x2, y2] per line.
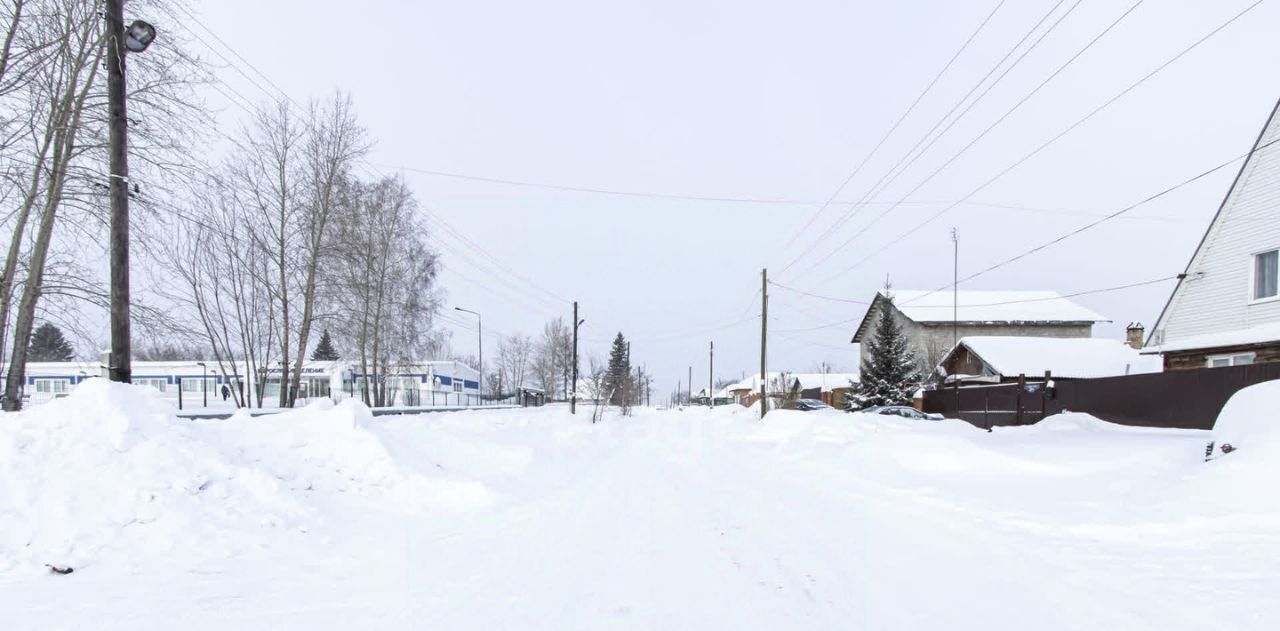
[211, 399, 407, 495]
[0, 379, 484, 575]
[0, 380, 302, 573]
[1210, 379, 1280, 461]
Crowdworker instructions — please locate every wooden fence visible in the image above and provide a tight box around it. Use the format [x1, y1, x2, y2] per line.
[922, 363, 1280, 430]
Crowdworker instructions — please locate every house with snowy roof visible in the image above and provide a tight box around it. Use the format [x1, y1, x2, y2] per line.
[725, 371, 859, 407]
[1144, 99, 1280, 370]
[851, 289, 1109, 373]
[936, 336, 1162, 386]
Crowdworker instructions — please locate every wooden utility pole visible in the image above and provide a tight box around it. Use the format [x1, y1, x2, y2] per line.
[760, 268, 768, 419]
[687, 366, 692, 405]
[106, 0, 132, 384]
[952, 228, 959, 352]
[708, 341, 714, 406]
[571, 301, 579, 414]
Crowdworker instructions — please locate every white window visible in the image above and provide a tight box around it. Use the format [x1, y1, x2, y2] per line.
[181, 378, 216, 392]
[1207, 352, 1255, 368]
[34, 379, 70, 394]
[137, 378, 167, 392]
[452, 380, 463, 392]
[1254, 249, 1278, 301]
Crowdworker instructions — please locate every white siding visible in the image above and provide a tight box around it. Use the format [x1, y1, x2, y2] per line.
[1151, 101, 1280, 347]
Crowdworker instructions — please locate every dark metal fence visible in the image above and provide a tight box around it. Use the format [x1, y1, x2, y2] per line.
[923, 363, 1280, 430]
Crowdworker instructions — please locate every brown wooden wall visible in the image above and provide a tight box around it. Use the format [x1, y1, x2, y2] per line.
[1163, 342, 1280, 371]
[923, 362, 1280, 430]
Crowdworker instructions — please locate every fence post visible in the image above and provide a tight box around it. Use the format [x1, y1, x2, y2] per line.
[1016, 373, 1025, 425]
[952, 378, 960, 418]
[1041, 370, 1051, 422]
[983, 387, 990, 429]
[178, 377, 183, 410]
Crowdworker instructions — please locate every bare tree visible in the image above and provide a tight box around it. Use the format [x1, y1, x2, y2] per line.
[532, 317, 571, 400]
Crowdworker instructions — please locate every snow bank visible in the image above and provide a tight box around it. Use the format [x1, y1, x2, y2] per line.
[0, 380, 303, 573]
[0, 379, 490, 574]
[1210, 379, 1280, 459]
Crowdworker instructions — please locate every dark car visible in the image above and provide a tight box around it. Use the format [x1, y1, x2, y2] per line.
[857, 405, 944, 421]
[781, 398, 834, 411]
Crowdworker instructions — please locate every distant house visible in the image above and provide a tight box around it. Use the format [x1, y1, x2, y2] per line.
[851, 289, 1109, 373]
[726, 372, 859, 408]
[936, 336, 1161, 386]
[1145, 99, 1280, 370]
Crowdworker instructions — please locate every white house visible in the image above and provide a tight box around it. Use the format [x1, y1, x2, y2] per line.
[4, 359, 480, 409]
[1145, 99, 1280, 370]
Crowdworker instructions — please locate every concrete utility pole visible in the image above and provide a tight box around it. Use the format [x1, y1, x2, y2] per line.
[571, 301, 580, 414]
[106, 0, 131, 383]
[455, 307, 482, 398]
[760, 268, 768, 419]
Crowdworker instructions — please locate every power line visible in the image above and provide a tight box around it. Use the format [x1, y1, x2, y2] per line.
[775, 0, 1009, 259]
[821, 0, 1265, 283]
[769, 280, 871, 305]
[789, 0, 1146, 283]
[778, 0, 1085, 277]
[902, 136, 1280, 305]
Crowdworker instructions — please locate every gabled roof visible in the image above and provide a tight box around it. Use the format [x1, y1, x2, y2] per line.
[941, 336, 1161, 379]
[852, 290, 1108, 342]
[1147, 97, 1280, 349]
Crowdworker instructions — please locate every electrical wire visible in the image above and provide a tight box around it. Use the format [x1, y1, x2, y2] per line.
[775, 0, 1009, 256]
[822, 0, 1266, 283]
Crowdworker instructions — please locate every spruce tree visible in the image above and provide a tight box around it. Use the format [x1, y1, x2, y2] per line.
[604, 332, 630, 405]
[28, 323, 75, 362]
[311, 329, 340, 361]
[852, 298, 920, 408]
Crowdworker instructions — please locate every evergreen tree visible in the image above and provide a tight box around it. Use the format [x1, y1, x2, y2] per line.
[603, 332, 631, 405]
[27, 323, 74, 362]
[311, 329, 340, 361]
[851, 297, 920, 408]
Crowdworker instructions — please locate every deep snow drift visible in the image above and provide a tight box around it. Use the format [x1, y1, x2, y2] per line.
[2, 379, 1277, 630]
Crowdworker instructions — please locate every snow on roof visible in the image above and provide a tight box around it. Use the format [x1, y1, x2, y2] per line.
[726, 372, 859, 392]
[951, 336, 1161, 379]
[884, 290, 1108, 324]
[1142, 321, 1280, 354]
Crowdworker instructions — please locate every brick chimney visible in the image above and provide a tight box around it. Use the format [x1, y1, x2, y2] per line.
[1125, 322, 1145, 349]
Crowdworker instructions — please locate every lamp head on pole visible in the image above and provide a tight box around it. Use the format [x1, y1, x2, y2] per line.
[124, 20, 157, 53]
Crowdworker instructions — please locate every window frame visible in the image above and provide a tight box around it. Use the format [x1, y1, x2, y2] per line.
[1249, 247, 1280, 304]
[1206, 352, 1256, 368]
[34, 378, 70, 394]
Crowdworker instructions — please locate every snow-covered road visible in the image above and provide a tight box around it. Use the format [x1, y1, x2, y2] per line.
[2, 383, 1276, 630]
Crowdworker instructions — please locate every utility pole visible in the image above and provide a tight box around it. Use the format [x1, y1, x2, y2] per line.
[106, 0, 131, 384]
[760, 268, 768, 419]
[708, 341, 714, 406]
[687, 365, 692, 405]
[571, 301, 580, 414]
[952, 228, 959, 352]
[455, 307, 483, 398]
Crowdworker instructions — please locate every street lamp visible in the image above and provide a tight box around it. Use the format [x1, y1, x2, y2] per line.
[197, 362, 207, 408]
[106, 1, 158, 385]
[454, 307, 482, 398]
[124, 20, 156, 52]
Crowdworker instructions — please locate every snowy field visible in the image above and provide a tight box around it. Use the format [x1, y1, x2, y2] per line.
[2, 380, 1277, 630]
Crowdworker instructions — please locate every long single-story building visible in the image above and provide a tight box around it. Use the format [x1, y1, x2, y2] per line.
[3, 359, 480, 409]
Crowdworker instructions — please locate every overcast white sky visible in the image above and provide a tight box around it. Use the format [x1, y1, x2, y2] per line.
[183, 0, 1279, 395]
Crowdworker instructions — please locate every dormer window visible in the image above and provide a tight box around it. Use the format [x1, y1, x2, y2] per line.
[1254, 249, 1278, 301]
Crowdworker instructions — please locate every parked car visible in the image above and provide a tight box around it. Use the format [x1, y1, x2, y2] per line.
[781, 398, 833, 411]
[857, 405, 943, 421]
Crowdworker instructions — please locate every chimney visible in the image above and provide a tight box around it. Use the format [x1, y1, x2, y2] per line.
[1125, 322, 1145, 349]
